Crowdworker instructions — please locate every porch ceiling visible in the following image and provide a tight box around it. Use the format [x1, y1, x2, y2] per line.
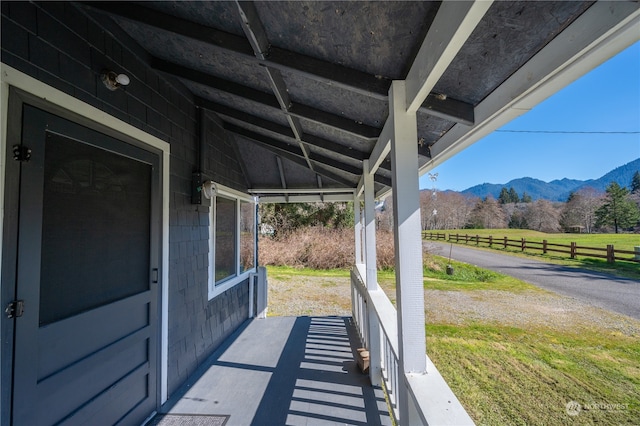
[81, 1, 639, 202]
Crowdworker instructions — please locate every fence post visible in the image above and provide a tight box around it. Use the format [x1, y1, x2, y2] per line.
[456, 233, 459, 242]
[465, 234, 468, 244]
[570, 242, 577, 259]
[607, 245, 615, 263]
[489, 235, 493, 248]
[503, 236, 507, 249]
[476, 234, 480, 246]
[543, 239, 547, 254]
[521, 238, 526, 252]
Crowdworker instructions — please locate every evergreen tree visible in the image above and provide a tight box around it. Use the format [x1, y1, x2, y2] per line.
[631, 171, 640, 194]
[594, 182, 640, 233]
[521, 192, 532, 203]
[498, 187, 510, 204]
[508, 187, 520, 203]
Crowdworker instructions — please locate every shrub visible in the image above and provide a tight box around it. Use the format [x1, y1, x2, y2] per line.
[259, 227, 396, 269]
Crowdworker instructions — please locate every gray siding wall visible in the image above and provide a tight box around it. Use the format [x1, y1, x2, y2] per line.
[1, 2, 250, 398]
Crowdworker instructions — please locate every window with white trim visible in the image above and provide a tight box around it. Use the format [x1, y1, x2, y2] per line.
[208, 183, 257, 299]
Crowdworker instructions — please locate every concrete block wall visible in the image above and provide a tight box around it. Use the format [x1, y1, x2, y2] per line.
[1, 2, 250, 398]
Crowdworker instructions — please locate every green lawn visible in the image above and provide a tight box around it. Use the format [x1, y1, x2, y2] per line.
[426, 322, 640, 425]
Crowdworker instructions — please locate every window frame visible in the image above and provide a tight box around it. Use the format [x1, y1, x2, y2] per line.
[208, 182, 257, 300]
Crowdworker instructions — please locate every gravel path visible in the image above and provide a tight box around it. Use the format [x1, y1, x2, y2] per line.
[267, 270, 640, 338]
[425, 241, 640, 320]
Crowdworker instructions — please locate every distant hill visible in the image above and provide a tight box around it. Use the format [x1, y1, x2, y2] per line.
[460, 158, 640, 201]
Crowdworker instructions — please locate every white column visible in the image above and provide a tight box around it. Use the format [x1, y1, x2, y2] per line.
[363, 160, 382, 386]
[389, 81, 426, 423]
[354, 193, 363, 265]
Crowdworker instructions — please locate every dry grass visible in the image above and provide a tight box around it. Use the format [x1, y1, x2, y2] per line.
[259, 227, 396, 269]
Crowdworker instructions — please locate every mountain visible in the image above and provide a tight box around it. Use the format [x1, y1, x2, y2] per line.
[460, 158, 640, 201]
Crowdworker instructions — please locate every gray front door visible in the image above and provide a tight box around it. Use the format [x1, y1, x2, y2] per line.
[8, 104, 161, 425]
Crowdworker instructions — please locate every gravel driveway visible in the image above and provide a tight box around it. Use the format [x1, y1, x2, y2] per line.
[267, 269, 640, 338]
[425, 241, 640, 320]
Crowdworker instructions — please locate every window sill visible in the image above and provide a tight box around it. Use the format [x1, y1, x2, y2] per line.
[208, 269, 255, 301]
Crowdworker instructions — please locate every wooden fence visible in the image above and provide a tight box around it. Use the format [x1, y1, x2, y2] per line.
[423, 232, 640, 264]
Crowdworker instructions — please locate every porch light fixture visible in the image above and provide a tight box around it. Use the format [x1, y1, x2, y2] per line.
[101, 70, 130, 91]
[201, 180, 217, 199]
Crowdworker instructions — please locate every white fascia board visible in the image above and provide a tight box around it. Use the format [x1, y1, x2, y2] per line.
[212, 182, 255, 202]
[375, 186, 392, 201]
[422, 1, 640, 175]
[368, 118, 392, 175]
[405, 0, 493, 113]
[249, 188, 355, 195]
[356, 175, 365, 198]
[258, 194, 356, 203]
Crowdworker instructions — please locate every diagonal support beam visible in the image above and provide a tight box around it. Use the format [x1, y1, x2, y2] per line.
[367, 119, 392, 176]
[197, 98, 390, 168]
[226, 123, 392, 187]
[231, 132, 355, 187]
[275, 156, 289, 202]
[225, 124, 361, 176]
[153, 58, 279, 107]
[152, 58, 380, 140]
[235, 1, 315, 170]
[405, 0, 493, 113]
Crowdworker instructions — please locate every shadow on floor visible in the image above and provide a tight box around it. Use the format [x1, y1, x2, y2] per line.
[157, 316, 391, 426]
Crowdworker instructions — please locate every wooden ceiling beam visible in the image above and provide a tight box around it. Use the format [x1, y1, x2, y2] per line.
[197, 98, 377, 164]
[84, 1, 475, 125]
[226, 123, 392, 187]
[152, 58, 380, 140]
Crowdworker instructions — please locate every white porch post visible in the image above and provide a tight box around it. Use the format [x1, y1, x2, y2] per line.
[389, 81, 426, 423]
[354, 193, 363, 265]
[363, 160, 382, 386]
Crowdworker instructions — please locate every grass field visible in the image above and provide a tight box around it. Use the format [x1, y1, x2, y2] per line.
[267, 263, 640, 425]
[425, 229, 640, 279]
[425, 322, 639, 425]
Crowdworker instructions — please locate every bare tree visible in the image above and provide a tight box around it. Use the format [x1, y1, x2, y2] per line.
[468, 196, 507, 229]
[524, 199, 561, 232]
[560, 187, 603, 233]
[419, 190, 475, 230]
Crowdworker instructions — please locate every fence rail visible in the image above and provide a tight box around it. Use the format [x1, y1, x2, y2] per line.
[423, 232, 640, 263]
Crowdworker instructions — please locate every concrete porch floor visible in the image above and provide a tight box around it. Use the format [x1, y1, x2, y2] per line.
[157, 316, 392, 426]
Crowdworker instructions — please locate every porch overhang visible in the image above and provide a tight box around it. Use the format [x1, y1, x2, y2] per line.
[80, 1, 639, 203]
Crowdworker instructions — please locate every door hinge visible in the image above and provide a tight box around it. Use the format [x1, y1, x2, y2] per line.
[12, 145, 32, 162]
[5, 300, 25, 319]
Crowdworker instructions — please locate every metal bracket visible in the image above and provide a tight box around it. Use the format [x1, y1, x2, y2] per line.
[5, 300, 24, 319]
[12, 145, 31, 162]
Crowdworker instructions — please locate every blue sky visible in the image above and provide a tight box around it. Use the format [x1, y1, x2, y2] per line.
[419, 41, 640, 192]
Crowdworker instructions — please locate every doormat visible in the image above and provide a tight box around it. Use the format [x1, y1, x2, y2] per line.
[147, 414, 229, 426]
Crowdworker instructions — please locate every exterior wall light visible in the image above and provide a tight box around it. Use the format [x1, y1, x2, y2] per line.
[101, 70, 130, 91]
